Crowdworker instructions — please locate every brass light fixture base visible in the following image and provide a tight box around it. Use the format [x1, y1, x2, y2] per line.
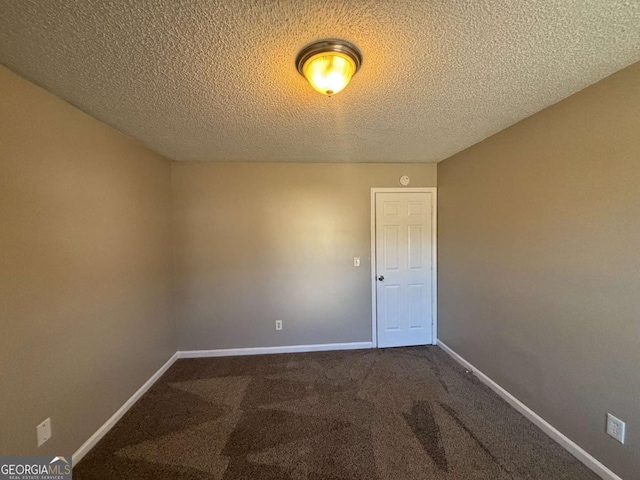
[296, 40, 363, 76]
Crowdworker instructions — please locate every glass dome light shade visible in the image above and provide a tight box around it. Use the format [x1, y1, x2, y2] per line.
[302, 52, 356, 96]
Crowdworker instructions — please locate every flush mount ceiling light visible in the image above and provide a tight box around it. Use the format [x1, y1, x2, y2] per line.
[296, 40, 362, 96]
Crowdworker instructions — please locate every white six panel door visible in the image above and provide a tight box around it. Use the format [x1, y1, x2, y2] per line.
[375, 192, 433, 348]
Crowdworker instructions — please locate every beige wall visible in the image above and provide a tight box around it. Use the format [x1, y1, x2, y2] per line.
[0, 66, 175, 457]
[437, 61, 640, 478]
[172, 162, 437, 350]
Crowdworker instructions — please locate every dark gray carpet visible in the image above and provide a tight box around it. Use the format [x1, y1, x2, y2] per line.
[74, 347, 599, 479]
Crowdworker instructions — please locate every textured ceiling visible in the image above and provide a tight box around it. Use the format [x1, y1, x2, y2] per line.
[1, 1, 639, 163]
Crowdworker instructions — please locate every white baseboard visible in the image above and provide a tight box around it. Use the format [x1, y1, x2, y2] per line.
[72, 352, 178, 466]
[178, 341, 374, 359]
[436, 340, 622, 480]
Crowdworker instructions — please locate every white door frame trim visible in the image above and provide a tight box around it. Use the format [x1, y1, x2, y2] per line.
[370, 187, 437, 348]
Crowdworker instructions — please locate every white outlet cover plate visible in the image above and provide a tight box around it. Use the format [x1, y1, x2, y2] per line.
[37, 418, 51, 447]
[606, 413, 626, 444]
[275, 320, 283, 331]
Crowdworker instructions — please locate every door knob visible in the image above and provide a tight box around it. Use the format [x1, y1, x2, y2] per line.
[378, 275, 384, 281]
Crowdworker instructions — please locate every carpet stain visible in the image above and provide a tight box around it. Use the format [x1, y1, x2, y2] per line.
[439, 401, 515, 478]
[404, 401, 449, 472]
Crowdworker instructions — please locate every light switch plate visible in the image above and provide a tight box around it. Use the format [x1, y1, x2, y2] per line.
[353, 257, 360, 267]
[37, 418, 52, 447]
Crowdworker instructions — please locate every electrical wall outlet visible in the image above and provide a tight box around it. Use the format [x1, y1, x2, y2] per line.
[606, 413, 626, 444]
[37, 418, 52, 447]
[275, 320, 283, 331]
[353, 257, 361, 267]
